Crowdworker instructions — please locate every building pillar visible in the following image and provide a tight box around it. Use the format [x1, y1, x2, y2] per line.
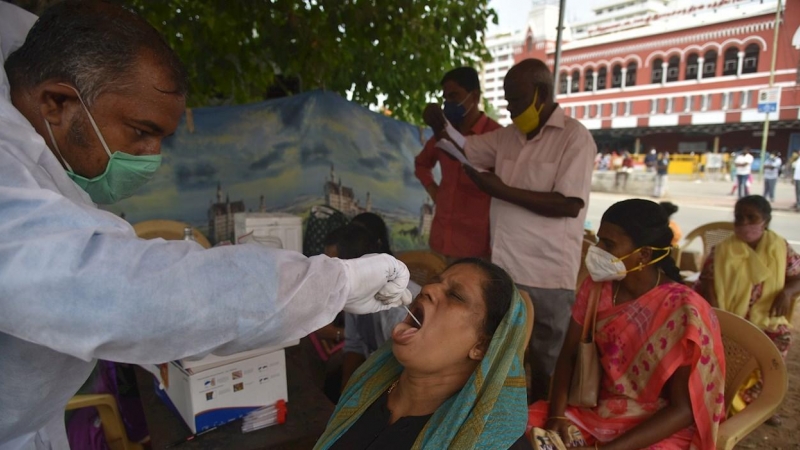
[697, 57, 705, 81]
[592, 72, 598, 93]
[634, 137, 641, 155]
[661, 61, 668, 85]
[566, 75, 572, 95]
[736, 51, 744, 76]
[620, 68, 628, 90]
[713, 136, 720, 153]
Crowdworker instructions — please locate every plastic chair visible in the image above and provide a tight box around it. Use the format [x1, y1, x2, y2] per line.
[132, 219, 211, 249]
[396, 251, 448, 286]
[713, 308, 788, 450]
[677, 222, 734, 270]
[65, 394, 144, 450]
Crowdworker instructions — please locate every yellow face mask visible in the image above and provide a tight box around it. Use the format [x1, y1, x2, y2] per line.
[511, 90, 545, 134]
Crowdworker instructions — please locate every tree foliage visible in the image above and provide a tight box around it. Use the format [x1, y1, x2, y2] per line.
[118, 0, 496, 124]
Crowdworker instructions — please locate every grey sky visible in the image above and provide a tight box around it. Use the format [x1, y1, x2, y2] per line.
[487, 0, 607, 34]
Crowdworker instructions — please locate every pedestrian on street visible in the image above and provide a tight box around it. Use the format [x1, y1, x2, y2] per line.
[763, 153, 782, 202]
[654, 151, 669, 198]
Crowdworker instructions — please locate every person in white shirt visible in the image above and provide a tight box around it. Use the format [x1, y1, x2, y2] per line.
[762, 154, 782, 202]
[793, 155, 800, 209]
[0, 3, 411, 449]
[734, 150, 754, 198]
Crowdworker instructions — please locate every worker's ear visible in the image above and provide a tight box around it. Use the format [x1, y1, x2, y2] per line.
[36, 81, 80, 127]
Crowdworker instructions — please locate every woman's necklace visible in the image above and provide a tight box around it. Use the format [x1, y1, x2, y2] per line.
[387, 379, 400, 394]
[613, 271, 661, 305]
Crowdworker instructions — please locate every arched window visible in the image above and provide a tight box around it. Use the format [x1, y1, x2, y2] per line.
[667, 56, 680, 82]
[571, 70, 581, 93]
[611, 64, 622, 88]
[743, 44, 759, 73]
[703, 50, 717, 78]
[685, 53, 699, 79]
[525, 34, 534, 53]
[559, 72, 568, 94]
[626, 62, 637, 86]
[723, 47, 739, 76]
[597, 66, 607, 90]
[584, 68, 594, 92]
[651, 58, 663, 84]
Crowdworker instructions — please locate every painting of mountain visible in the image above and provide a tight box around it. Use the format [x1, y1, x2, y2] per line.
[104, 90, 438, 250]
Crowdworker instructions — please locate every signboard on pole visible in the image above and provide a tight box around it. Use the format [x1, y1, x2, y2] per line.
[757, 87, 781, 113]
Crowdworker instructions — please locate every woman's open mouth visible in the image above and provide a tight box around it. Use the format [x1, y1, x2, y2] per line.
[392, 302, 426, 343]
[406, 302, 425, 329]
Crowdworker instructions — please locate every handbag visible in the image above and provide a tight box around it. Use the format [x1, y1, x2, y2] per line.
[567, 282, 602, 407]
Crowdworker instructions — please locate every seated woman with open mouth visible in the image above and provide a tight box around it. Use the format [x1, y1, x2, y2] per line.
[315, 258, 533, 450]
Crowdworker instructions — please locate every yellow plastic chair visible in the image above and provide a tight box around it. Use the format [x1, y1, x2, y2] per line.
[677, 222, 734, 270]
[713, 308, 788, 450]
[65, 394, 144, 450]
[132, 219, 211, 249]
[396, 250, 448, 286]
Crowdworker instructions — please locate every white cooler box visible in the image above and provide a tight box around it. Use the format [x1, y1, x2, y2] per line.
[233, 212, 303, 252]
[154, 340, 298, 433]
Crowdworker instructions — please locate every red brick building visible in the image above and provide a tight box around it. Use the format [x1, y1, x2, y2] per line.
[514, 0, 800, 159]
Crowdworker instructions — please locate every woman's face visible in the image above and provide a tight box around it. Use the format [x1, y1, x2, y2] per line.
[596, 222, 651, 271]
[734, 203, 768, 227]
[392, 264, 489, 374]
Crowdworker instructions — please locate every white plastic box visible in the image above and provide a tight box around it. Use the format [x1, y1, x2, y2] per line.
[154, 341, 297, 433]
[233, 212, 303, 252]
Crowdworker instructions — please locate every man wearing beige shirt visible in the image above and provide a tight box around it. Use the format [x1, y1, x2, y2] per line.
[424, 59, 596, 402]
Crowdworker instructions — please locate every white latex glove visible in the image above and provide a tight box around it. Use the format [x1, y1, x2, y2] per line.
[340, 254, 413, 315]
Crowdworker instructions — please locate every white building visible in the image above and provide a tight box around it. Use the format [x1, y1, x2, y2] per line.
[479, 31, 522, 125]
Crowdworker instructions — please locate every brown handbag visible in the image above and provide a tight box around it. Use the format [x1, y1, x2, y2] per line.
[567, 282, 602, 407]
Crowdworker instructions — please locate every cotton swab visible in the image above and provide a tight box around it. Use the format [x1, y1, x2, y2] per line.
[404, 305, 422, 328]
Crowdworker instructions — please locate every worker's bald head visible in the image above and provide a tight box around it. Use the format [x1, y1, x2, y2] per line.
[502, 58, 554, 122]
[5, 0, 187, 105]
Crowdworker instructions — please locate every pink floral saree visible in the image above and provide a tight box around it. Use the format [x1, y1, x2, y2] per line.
[528, 279, 726, 450]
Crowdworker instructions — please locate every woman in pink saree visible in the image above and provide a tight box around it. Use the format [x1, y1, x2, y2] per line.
[528, 199, 726, 450]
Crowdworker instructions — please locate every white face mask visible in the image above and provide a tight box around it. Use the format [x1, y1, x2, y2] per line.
[585, 245, 628, 282]
[584, 244, 671, 282]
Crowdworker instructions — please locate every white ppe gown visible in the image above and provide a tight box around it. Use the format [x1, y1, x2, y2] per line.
[0, 4, 353, 449]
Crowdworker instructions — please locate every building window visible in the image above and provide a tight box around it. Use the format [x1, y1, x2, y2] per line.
[742, 90, 752, 108]
[597, 67, 607, 91]
[701, 94, 709, 111]
[626, 62, 637, 86]
[723, 47, 739, 76]
[703, 50, 717, 78]
[667, 56, 680, 82]
[611, 64, 622, 88]
[571, 70, 581, 93]
[525, 35, 534, 53]
[665, 98, 673, 114]
[651, 58, 663, 84]
[721, 92, 729, 110]
[584, 69, 594, 92]
[611, 102, 617, 116]
[625, 101, 632, 116]
[685, 53, 699, 79]
[559, 72, 568, 94]
[650, 99, 657, 114]
[743, 44, 759, 73]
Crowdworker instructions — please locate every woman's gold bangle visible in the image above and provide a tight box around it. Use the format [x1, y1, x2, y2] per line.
[546, 415, 569, 422]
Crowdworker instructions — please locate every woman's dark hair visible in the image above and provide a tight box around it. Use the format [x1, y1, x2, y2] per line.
[736, 195, 772, 224]
[659, 201, 679, 218]
[335, 224, 380, 260]
[350, 213, 392, 256]
[602, 199, 682, 283]
[448, 258, 515, 340]
[323, 226, 345, 248]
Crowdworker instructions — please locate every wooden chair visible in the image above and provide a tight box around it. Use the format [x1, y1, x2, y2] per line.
[713, 308, 788, 450]
[66, 394, 144, 450]
[677, 222, 734, 270]
[396, 250, 448, 286]
[132, 219, 211, 249]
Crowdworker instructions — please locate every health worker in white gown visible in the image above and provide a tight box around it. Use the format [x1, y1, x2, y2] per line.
[0, 2, 412, 449]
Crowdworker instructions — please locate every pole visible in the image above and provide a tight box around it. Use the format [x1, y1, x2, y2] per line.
[553, 0, 567, 102]
[759, 0, 781, 178]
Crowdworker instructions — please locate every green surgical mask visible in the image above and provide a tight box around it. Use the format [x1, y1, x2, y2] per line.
[44, 84, 162, 204]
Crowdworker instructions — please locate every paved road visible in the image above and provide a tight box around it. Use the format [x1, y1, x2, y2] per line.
[586, 179, 799, 252]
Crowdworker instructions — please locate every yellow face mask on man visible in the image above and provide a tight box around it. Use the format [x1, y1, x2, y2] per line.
[511, 90, 545, 134]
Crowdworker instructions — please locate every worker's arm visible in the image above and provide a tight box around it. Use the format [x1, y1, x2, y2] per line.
[414, 138, 440, 203]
